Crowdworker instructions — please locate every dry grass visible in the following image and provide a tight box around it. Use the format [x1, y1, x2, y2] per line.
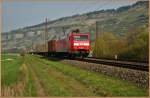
[2, 64, 28, 96]
[2, 54, 148, 96]
[29, 65, 45, 96]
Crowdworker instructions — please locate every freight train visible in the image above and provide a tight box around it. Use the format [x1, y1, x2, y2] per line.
[32, 29, 91, 58]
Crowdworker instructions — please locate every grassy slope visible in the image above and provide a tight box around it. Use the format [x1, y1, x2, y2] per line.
[1, 54, 148, 96]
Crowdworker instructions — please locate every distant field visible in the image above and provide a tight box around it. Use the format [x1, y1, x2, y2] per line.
[1, 53, 148, 96]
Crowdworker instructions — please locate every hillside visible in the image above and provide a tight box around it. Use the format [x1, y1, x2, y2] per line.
[2, 1, 149, 52]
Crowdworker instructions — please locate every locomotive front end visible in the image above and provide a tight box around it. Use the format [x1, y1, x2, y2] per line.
[69, 32, 90, 58]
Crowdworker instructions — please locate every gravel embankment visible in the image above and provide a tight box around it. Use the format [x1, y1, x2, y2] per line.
[61, 59, 149, 88]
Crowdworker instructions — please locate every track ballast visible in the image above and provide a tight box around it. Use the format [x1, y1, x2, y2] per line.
[75, 57, 149, 71]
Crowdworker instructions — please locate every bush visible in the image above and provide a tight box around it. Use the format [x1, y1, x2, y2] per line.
[20, 50, 26, 57]
[93, 27, 148, 62]
[119, 28, 149, 62]
[93, 32, 125, 59]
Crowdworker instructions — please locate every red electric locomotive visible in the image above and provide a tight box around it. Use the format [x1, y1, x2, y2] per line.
[68, 31, 90, 58]
[48, 29, 90, 58]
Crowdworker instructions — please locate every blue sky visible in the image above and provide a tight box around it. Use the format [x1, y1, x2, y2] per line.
[2, 0, 141, 32]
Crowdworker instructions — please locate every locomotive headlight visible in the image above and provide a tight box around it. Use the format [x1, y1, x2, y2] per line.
[83, 43, 89, 46]
[74, 43, 79, 46]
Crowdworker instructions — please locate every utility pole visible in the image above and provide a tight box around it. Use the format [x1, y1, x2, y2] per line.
[95, 21, 99, 40]
[45, 18, 48, 56]
[31, 39, 34, 54]
[62, 27, 65, 36]
[94, 21, 99, 58]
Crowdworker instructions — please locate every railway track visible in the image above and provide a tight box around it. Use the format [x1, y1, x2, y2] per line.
[35, 54, 149, 71]
[36, 55, 149, 88]
[75, 57, 149, 71]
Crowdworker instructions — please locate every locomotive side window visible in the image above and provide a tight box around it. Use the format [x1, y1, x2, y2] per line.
[74, 35, 88, 41]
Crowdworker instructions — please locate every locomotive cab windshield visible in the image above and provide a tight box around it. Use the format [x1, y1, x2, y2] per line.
[74, 35, 88, 41]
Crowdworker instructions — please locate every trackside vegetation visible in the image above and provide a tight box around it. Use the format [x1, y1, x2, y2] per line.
[1, 54, 148, 96]
[93, 27, 148, 62]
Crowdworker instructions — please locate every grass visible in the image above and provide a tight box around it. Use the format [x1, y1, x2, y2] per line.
[35, 55, 148, 96]
[1, 54, 37, 96]
[1, 54, 23, 86]
[25, 55, 95, 96]
[1, 53, 148, 96]
[23, 66, 37, 96]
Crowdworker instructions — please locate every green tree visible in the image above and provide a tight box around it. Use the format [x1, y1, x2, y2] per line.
[119, 27, 148, 61]
[93, 32, 123, 59]
[93, 27, 148, 62]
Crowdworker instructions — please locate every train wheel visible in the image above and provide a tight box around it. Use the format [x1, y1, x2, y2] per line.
[68, 54, 75, 59]
[81, 53, 89, 59]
